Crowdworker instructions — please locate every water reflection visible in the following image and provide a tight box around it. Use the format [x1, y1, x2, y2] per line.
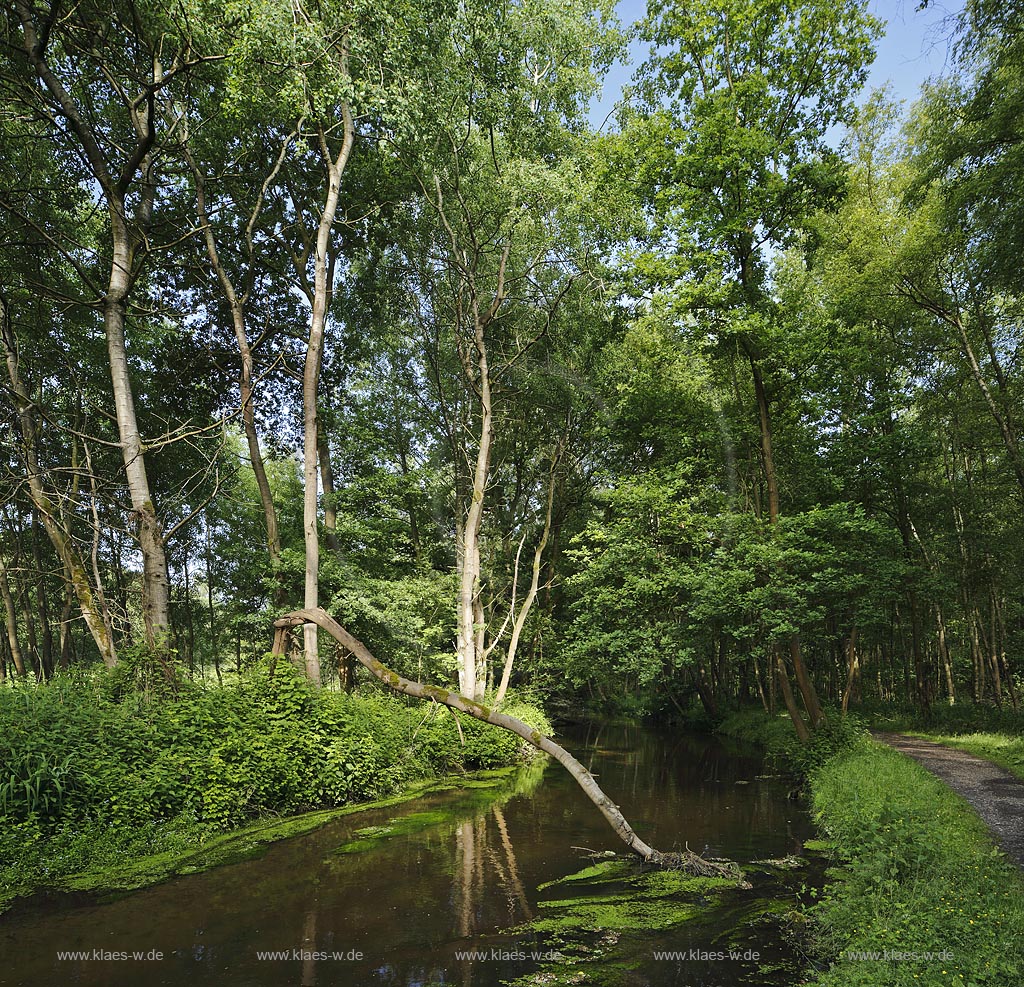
[0, 724, 814, 987]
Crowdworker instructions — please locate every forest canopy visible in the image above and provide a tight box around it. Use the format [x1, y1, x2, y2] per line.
[0, 0, 1021, 738]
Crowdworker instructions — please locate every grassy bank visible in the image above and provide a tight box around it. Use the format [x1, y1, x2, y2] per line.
[0, 662, 548, 913]
[718, 709, 1024, 986]
[810, 740, 1024, 985]
[896, 732, 1024, 783]
[854, 703, 1024, 780]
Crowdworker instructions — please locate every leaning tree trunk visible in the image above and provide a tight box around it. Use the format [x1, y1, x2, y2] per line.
[1, 295, 118, 666]
[272, 607, 742, 880]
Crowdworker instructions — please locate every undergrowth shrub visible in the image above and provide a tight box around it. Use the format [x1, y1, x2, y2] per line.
[718, 708, 867, 775]
[0, 663, 548, 837]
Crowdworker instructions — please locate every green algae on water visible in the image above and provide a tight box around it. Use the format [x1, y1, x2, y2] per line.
[533, 892, 703, 932]
[334, 809, 454, 854]
[537, 858, 634, 889]
[501, 857, 747, 984]
[48, 767, 524, 902]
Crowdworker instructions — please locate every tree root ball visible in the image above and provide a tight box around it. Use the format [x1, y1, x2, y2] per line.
[646, 850, 752, 888]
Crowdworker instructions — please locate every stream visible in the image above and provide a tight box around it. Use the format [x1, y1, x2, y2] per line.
[0, 723, 822, 986]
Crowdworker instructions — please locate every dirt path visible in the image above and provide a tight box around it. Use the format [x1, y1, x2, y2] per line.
[873, 732, 1024, 868]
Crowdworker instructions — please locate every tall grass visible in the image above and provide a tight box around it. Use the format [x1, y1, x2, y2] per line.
[809, 740, 1024, 986]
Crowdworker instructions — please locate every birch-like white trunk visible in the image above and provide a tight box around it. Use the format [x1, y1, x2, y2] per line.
[302, 109, 355, 683]
[457, 340, 492, 700]
[106, 207, 170, 651]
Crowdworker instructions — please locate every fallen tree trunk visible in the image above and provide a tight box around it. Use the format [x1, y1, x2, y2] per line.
[272, 608, 741, 879]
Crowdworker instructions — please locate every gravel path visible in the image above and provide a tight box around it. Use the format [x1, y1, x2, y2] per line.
[873, 732, 1024, 868]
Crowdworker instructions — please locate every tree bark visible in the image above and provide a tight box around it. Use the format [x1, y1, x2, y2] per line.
[788, 635, 825, 728]
[0, 552, 26, 676]
[318, 432, 340, 556]
[457, 332, 493, 701]
[937, 607, 956, 706]
[273, 608, 742, 880]
[902, 289, 1024, 497]
[746, 348, 779, 525]
[104, 212, 170, 653]
[1, 294, 118, 666]
[301, 107, 355, 684]
[494, 449, 558, 705]
[742, 338, 824, 733]
[14, 9, 171, 656]
[776, 651, 810, 743]
[30, 513, 54, 679]
[184, 146, 284, 581]
[841, 625, 859, 715]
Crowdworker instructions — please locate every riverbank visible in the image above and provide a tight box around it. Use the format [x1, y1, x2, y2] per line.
[873, 732, 1024, 867]
[0, 666, 548, 914]
[1, 722, 814, 987]
[719, 710, 1024, 985]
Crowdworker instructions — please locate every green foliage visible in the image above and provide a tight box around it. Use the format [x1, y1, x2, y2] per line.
[860, 702, 1024, 739]
[566, 455, 902, 705]
[0, 750, 77, 821]
[0, 669, 547, 901]
[809, 741, 1024, 985]
[718, 708, 867, 775]
[628, 0, 880, 298]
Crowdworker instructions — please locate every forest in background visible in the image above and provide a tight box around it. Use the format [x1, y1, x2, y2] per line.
[1, 0, 1022, 744]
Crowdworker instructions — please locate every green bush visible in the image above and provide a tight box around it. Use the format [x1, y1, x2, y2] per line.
[717, 707, 867, 775]
[0, 665, 548, 903]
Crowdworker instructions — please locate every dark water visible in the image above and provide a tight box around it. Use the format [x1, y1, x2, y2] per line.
[0, 723, 818, 987]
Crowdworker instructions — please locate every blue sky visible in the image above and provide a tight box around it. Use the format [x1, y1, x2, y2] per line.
[589, 0, 968, 129]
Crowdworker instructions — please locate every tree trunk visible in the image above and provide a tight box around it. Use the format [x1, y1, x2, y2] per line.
[273, 608, 742, 880]
[743, 340, 824, 735]
[1, 294, 118, 666]
[907, 591, 930, 712]
[318, 432, 340, 556]
[788, 636, 825, 728]
[185, 150, 284, 586]
[31, 513, 54, 679]
[457, 339, 493, 701]
[936, 607, 955, 706]
[993, 592, 1018, 711]
[841, 625, 859, 715]
[15, 0, 176, 658]
[105, 218, 171, 655]
[301, 109, 355, 684]
[949, 311, 1024, 496]
[747, 350, 779, 525]
[695, 661, 719, 718]
[0, 553, 26, 676]
[390, 393, 423, 560]
[495, 451, 558, 705]
[753, 655, 769, 712]
[776, 651, 810, 743]
[58, 567, 74, 669]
